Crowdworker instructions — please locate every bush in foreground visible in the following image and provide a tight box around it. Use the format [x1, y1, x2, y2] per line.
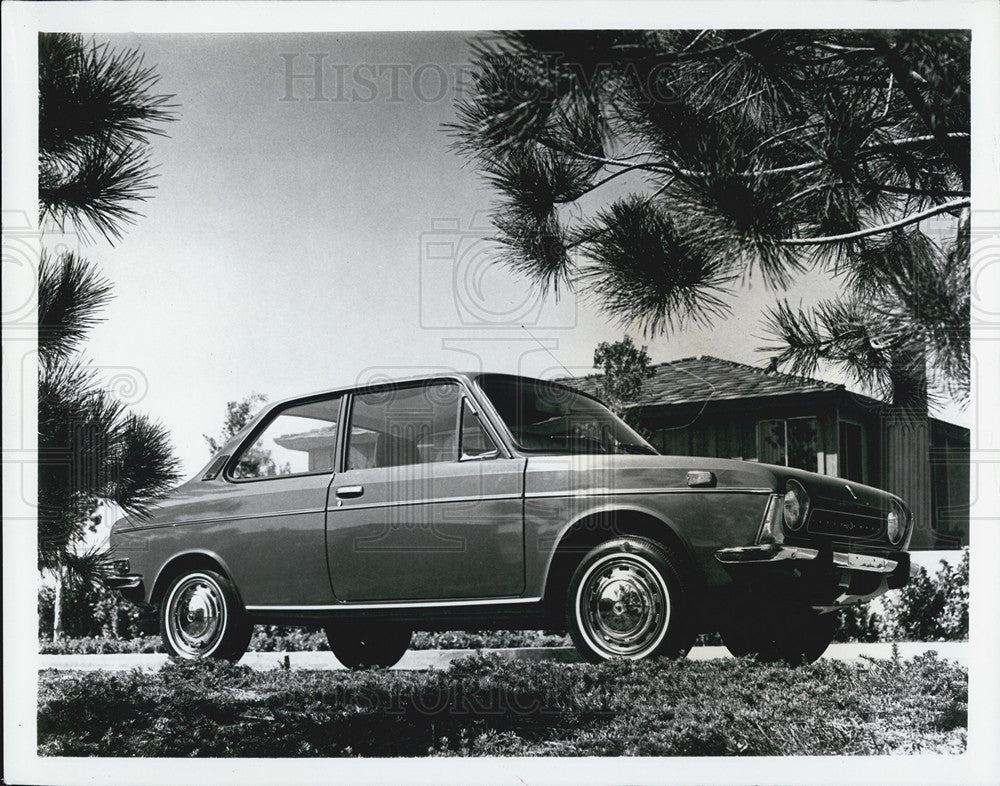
[38, 651, 966, 757]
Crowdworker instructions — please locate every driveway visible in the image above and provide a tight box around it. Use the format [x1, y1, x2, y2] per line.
[38, 641, 968, 672]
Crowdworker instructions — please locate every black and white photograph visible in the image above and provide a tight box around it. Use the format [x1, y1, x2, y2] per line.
[3, 2, 999, 784]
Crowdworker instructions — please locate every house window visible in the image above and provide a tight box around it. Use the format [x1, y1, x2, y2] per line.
[757, 417, 820, 472]
[838, 420, 866, 483]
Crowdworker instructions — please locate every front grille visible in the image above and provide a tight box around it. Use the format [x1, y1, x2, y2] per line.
[807, 509, 884, 540]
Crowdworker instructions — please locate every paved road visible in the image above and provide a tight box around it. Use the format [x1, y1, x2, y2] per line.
[38, 641, 968, 672]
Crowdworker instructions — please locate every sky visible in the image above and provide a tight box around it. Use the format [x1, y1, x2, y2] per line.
[45, 31, 971, 479]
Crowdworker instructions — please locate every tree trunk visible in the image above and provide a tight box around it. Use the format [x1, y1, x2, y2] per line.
[52, 565, 64, 642]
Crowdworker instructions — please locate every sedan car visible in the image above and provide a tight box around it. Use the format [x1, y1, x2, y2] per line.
[109, 372, 914, 667]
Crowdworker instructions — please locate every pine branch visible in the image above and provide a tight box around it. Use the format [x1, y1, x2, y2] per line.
[38, 33, 177, 243]
[37, 249, 114, 362]
[774, 199, 968, 246]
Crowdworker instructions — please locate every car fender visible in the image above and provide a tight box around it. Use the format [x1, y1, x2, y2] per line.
[536, 500, 699, 599]
[150, 547, 242, 606]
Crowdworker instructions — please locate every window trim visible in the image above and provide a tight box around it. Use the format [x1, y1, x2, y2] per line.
[459, 397, 500, 460]
[836, 415, 869, 485]
[343, 379, 467, 472]
[223, 393, 348, 484]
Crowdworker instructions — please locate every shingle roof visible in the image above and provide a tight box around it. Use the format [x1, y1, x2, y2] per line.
[558, 355, 847, 408]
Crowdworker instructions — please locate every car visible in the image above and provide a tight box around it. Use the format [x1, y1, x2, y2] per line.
[108, 372, 915, 667]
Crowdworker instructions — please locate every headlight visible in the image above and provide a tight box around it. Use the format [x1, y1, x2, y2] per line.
[782, 479, 809, 531]
[887, 500, 906, 545]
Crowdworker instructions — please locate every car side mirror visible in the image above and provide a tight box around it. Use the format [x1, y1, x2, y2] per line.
[460, 448, 499, 462]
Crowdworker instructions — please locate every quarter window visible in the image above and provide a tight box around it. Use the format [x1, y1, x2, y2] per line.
[347, 382, 461, 470]
[230, 395, 343, 480]
[757, 417, 820, 472]
[460, 399, 498, 458]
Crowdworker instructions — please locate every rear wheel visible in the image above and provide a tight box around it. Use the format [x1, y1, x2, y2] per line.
[722, 608, 837, 665]
[324, 623, 412, 669]
[160, 569, 252, 661]
[566, 537, 695, 662]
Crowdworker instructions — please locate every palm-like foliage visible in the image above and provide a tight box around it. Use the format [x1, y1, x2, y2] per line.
[38, 251, 181, 579]
[450, 30, 970, 405]
[39, 33, 177, 242]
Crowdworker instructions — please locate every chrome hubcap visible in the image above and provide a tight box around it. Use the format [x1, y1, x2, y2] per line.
[167, 575, 226, 657]
[579, 555, 669, 657]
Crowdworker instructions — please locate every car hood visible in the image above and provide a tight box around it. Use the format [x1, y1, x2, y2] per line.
[522, 454, 906, 514]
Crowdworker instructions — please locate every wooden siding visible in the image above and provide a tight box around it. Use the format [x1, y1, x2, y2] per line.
[883, 415, 934, 549]
[642, 401, 839, 477]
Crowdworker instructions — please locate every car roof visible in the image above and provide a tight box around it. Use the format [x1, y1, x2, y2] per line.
[266, 370, 594, 410]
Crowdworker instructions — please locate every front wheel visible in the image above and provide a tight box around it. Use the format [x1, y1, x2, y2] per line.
[324, 623, 412, 669]
[721, 608, 838, 665]
[160, 569, 252, 661]
[566, 537, 695, 662]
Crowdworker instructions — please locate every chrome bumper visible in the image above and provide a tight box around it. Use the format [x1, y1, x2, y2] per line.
[106, 574, 142, 589]
[715, 544, 916, 608]
[715, 544, 906, 574]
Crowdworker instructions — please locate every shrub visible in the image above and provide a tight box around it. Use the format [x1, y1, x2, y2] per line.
[835, 603, 885, 643]
[40, 635, 164, 655]
[249, 626, 328, 652]
[411, 630, 569, 650]
[38, 579, 143, 641]
[882, 549, 969, 642]
[38, 652, 967, 757]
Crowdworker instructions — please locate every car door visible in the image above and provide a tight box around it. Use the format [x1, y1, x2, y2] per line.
[325, 380, 525, 602]
[209, 394, 344, 606]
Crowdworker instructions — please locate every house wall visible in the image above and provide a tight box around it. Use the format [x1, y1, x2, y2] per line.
[930, 422, 970, 548]
[638, 395, 841, 477]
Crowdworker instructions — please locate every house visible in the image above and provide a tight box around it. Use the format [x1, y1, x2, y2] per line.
[560, 356, 969, 550]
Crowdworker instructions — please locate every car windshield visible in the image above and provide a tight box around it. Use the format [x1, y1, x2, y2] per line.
[475, 374, 657, 455]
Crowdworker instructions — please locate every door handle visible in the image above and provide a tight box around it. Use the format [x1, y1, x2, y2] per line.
[335, 485, 364, 499]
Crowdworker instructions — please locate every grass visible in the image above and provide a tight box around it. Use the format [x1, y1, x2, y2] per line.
[38, 651, 966, 757]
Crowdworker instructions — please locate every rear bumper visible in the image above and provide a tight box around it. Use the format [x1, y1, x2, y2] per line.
[714, 544, 914, 608]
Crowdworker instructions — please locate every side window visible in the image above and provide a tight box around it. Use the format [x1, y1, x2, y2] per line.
[230, 395, 342, 480]
[460, 399, 498, 458]
[347, 382, 461, 470]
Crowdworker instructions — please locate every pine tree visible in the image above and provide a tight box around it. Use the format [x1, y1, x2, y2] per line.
[450, 30, 969, 407]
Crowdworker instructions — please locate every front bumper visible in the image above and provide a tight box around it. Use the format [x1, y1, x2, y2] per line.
[106, 574, 143, 589]
[714, 544, 915, 608]
[106, 574, 146, 605]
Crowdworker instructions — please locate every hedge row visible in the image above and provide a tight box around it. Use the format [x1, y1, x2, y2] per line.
[39, 629, 573, 655]
[38, 651, 967, 757]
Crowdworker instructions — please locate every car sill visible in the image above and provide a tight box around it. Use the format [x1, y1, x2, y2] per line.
[245, 596, 542, 612]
